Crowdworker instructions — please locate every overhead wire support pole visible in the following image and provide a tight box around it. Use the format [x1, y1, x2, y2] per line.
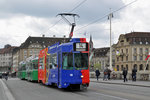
[108, 8, 113, 70]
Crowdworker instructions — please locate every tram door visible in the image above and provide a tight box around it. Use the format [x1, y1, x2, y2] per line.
[46, 55, 49, 84]
[58, 52, 61, 86]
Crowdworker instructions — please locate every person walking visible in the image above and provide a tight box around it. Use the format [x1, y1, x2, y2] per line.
[132, 67, 137, 81]
[107, 68, 112, 80]
[103, 68, 108, 81]
[95, 68, 100, 81]
[122, 67, 128, 82]
[4, 72, 8, 81]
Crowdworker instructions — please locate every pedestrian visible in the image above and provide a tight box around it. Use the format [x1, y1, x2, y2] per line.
[4, 72, 9, 81]
[95, 68, 100, 81]
[132, 67, 137, 81]
[107, 68, 112, 80]
[103, 68, 108, 81]
[122, 67, 128, 82]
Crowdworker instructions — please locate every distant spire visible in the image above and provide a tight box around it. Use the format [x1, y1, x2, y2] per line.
[89, 34, 93, 53]
[90, 34, 92, 42]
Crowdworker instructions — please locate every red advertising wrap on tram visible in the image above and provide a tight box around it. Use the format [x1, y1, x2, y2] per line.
[38, 48, 47, 84]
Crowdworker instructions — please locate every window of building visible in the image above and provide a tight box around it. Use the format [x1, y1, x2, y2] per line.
[126, 65, 128, 70]
[30, 50, 32, 56]
[145, 48, 149, 53]
[146, 64, 149, 70]
[139, 64, 143, 70]
[133, 64, 137, 69]
[117, 57, 119, 61]
[134, 48, 137, 53]
[140, 56, 143, 61]
[24, 50, 27, 55]
[127, 38, 129, 42]
[139, 48, 143, 54]
[134, 56, 137, 61]
[133, 38, 136, 44]
[126, 49, 128, 53]
[126, 56, 128, 61]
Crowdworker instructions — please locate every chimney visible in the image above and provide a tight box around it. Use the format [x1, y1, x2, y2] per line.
[42, 34, 45, 37]
[53, 35, 56, 37]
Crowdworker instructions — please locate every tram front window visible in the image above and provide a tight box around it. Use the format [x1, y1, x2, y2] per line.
[74, 53, 88, 70]
[62, 53, 73, 70]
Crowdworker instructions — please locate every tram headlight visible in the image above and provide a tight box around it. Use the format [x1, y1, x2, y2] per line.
[81, 75, 84, 78]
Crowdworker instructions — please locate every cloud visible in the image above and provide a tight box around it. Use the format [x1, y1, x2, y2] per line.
[1, 0, 150, 48]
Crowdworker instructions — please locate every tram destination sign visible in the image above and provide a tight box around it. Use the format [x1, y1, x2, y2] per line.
[74, 43, 88, 51]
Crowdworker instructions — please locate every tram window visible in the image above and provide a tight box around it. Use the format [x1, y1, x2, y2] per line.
[49, 53, 57, 69]
[39, 58, 44, 69]
[62, 53, 73, 70]
[22, 65, 26, 70]
[30, 63, 32, 70]
[74, 53, 88, 70]
[33, 63, 38, 69]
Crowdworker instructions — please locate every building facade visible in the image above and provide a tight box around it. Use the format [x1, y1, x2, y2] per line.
[12, 36, 69, 72]
[115, 32, 150, 80]
[0, 44, 16, 72]
[91, 47, 115, 71]
[12, 47, 19, 73]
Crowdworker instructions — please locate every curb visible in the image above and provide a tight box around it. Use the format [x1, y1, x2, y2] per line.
[91, 80, 150, 88]
[0, 79, 15, 100]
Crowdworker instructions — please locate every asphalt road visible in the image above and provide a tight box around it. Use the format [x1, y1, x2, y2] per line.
[0, 80, 6, 100]
[3, 78, 150, 100]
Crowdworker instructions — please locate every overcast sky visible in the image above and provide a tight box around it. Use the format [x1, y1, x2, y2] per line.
[0, 0, 149, 48]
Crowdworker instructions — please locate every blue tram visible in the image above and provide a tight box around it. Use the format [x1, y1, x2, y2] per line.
[38, 38, 90, 89]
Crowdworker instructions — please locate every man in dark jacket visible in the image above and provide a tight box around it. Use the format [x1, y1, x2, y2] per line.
[122, 67, 128, 82]
[95, 68, 100, 81]
[132, 67, 137, 81]
[107, 68, 112, 80]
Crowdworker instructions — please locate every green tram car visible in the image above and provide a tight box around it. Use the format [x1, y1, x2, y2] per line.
[18, 61, 26, 80]
[26, 57, 38, 81]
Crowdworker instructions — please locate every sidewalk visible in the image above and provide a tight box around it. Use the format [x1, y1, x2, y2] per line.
[90, 78, 150, 87]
